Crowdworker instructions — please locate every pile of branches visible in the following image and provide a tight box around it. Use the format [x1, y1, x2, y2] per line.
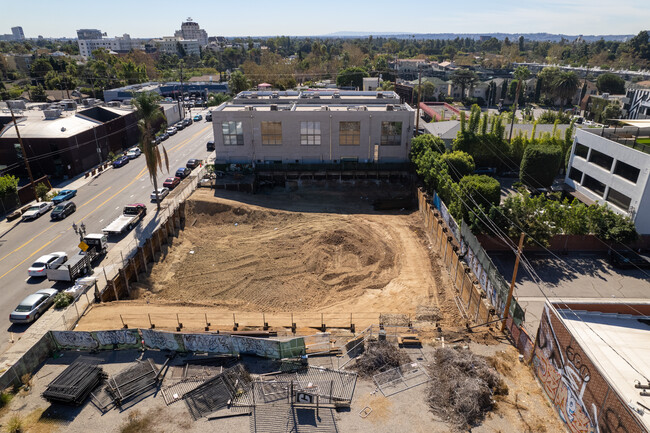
[352, 340, 411, 377]
[427, 347, 507, 428]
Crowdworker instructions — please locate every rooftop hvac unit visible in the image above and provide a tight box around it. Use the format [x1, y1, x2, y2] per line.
[271, 92, 279, 98]
[377, 92, 384, 98]
[245, 106, 255, 111]
[312, 92, 320, 99]
[250, 92, 258, 99]
[107, 101, 121, 107]
[320, 106, 329, 111]
[43, 109, 62, 119]
[332, 92, 341, 99]
[270, 104, 278, 111]
[357, 106, 368, 111]
[386, 104, 394, 111]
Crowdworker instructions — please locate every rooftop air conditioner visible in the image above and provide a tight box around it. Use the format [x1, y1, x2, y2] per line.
[386, 104, 394, 111]
[320, 106, 329, 111]
[332, 92, 341, 99]
[377, 92, 384, 98]
[270, 104, 278, 111]
[245, 106, 255, 111]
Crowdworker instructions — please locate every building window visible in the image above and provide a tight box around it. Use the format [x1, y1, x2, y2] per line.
[613, 160, 640, 183]
[14, 143, 23, 160]
[381, 121, 402, 146]
[261, 121, 282, 146]
[606, 188, 632, 211]
[221, 121, 244, 146]
[300, 121, 321, 146]
[574, 143, 589, 159]
[588, 149, 614, 171]
[339, 121, 360, 146]
[568, 166, 583, 183]
[582, 174, 606, 197]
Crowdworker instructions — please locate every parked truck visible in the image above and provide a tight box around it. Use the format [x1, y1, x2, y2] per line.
[46, 233, 108, 282]
[102, 204, 147, 235]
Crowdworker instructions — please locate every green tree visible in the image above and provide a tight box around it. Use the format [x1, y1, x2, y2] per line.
[458, 174, 501, 221]
[450, 69, 479, 100]
[29, 84, 47, 102]
[440, 151, 475, 181]
[336, 66, 368, 89]
[508, 66, 530, 142]
[554, 71, 580, 108]
[29, 58, 53, 80]
[596, 73, 625, 94]
[0, 174, 19, 211]
[520, 145, 563, 188]
[228, 70, 251, 95]
[35, 182, 50, 202]
[207, 92, 231, 107]
[132, 92, 169, 210]
[409, 134, 445, 161]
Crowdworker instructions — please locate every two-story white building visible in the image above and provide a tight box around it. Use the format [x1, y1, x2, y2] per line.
[565, 127, 650, 234]
[209, 90, 414, 165]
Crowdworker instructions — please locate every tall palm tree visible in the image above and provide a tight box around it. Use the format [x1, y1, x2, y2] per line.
[508, 66, 530, 142]
[554, 71, 580, 109]
[132, 92, 169, 211]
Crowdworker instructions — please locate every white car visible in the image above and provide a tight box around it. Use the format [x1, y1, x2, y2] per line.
[150, 187, 169, 202]
[22, 202, 53, 221]
[126, 148, 141, 159]
[28, 252, 67, 277]
[166, 126, 177, 135]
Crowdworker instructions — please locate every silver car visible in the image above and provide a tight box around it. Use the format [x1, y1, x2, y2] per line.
[27, 252, 67, 277]
[10, 288, 58, 324]
[150, 187, 169, 202]
[22, 202, 53, 221]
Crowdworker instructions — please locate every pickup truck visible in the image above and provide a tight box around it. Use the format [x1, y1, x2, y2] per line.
[103, 204, 146, 235]
[46, 233, 108, 282]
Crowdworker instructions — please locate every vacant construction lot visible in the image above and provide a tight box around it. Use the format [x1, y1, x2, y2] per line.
[79, 183, 456, 330]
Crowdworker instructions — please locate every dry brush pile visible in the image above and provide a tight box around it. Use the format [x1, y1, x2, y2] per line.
[427, 347, 508, 429]
[352, 340, 412, 377]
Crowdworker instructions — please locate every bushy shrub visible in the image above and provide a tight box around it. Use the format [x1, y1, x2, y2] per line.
[458, 175, 501, 221]
[440, 151, 475, 181]
[53, 292, 74, 309]
[520, 145, 562, 188]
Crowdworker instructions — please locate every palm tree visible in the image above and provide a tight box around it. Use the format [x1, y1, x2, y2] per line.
[508, 66, 530, 142]
[554, 71, 580, 109]
[132, 92, 169, 211]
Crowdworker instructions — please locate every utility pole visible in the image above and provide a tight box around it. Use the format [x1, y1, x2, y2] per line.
[501, 232, 525, 332]
[179, 62, 185, 119]
[8, 105, 38, 201]
[415, 66, 422, 134]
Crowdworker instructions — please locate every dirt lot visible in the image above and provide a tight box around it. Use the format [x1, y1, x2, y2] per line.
[79, 185, 457, 330]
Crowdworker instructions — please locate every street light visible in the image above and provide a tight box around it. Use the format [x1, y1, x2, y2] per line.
[72, 221, 87, 241]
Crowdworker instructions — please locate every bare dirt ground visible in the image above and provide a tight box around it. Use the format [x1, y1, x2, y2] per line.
[79, 185, 455, 330]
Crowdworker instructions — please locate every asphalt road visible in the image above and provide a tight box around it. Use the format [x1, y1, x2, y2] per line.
[0, 110, 215, 354]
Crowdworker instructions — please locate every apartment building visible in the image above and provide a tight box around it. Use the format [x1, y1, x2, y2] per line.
[209, 90, 414, 164]
[565, 127, 650, 234]
[76, 29, 143, 58]
[174, 19, 208, 46]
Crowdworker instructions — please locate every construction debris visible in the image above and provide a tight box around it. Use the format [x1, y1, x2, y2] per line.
[352, 340, 411, 377]
[397, 334, 422, 347]
[415, 305, 441, 323]
[43, 356, 104, 406]
[426, 347, 507, 428]
[184, 364, 252, 420]
[103, 359, 160, 408]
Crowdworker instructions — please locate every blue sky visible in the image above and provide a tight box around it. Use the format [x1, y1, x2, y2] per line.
[1, 0, 648, 38]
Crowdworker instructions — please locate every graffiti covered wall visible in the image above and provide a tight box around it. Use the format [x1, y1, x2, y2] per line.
[532, 305, 647, 433]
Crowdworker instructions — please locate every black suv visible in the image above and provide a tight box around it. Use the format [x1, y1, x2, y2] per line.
[186, 159, 202, 169]
[175, 167, 191, 179]
[207, 140, 215, 151]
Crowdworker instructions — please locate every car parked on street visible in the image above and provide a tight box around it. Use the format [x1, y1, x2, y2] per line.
[183, 117, 192, 126]
[22, 202, 53, 221]
[175, 122, 185, 131]
[10, 288, 58, 324]
[207, 140, 215, 151]
[126, 148, 141, 159]
[150, 187, 170, 202]
[175, 167, 191, 179]
[160, 132, 170, 141]
[186, 159, 202, 169]
[28, 252, 67, 277]
[163, 176, 181, 189]
[193, 114, 202, 121]
[52, 189, 77, 204]
[113, 155, 129, 168]
[50, 201, 76, 220]
[166, 126, 177, 135]
[205, 112, 212, 121]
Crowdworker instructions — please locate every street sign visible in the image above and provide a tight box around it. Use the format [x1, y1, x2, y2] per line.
[78, 241, 89, 252]
[295, 392, 314, 404]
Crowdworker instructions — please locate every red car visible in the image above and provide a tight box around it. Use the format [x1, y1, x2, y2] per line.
[163, 176, 181, 189]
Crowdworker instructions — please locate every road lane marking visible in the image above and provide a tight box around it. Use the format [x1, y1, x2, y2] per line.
[0, 234, 62, 281]
[78, 186, 111, 209]
[0, 223, 59, 264]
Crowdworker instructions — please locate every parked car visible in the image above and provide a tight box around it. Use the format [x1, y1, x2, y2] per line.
[207, 140, 215, 151]
[52, 189, 77, 204]
[193, 114, 202, 121]
[126, 148, 141, 159]
[28, 252, 67, 277]
[166, 126, 177, 135]
[9, 288, 59, 324]
[22, 202, 53, 221]
[150, 187, 170, 202]
[160, 132, 170, 141]
[182, 118, 192, 126]
[175, 122, 185, 131]
[163, 176, 181, 189]
[205, 112, 212, 122]
[610, 250, 650, 269]
[186, 159, 202, 169]
[175, 167, 191, 179]
[113, 155, 129, 168]
[50, 201, 76, 220]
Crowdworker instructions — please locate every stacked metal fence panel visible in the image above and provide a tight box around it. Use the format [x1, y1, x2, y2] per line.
[105, 358, 159, 406]
[43, 356, 104, 405]
[184, 364, 252, 420]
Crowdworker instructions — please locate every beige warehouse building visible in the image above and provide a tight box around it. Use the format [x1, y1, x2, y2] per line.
[210, 90, 415, 165]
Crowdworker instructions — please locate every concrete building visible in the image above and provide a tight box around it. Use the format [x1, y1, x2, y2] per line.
[623, 88, 650, 119]
[174, 18, 208, 46]
[76, 29, 144, 58]
[565, 127, 650, 234]
[103, 81, 228, 102]
[77, 29, 104, 40]
[209, 90, 414, 164]
[0, 106, 138, 179]
[533, 300, 650, 433]
[362, 77, 382, 91]
[11, 26, 25, 41]
[150, 37, 201, 56]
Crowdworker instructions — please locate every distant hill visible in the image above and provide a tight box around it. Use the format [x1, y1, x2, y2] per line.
[321, 32, 633, 42]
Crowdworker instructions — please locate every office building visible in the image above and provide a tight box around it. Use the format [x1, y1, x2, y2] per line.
[174, 18, 208, 46]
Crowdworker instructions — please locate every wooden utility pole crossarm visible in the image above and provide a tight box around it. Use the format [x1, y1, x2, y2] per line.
[501, 232, 525, 332]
